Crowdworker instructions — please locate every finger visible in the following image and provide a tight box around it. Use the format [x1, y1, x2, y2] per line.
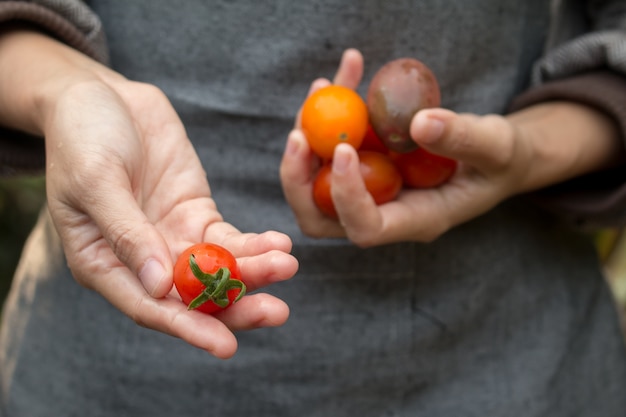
[136, 284, 290, 357]
[280, 129, 316, 196]
[411, 108, 516, 173]
[380, 190, 456, 243]
[202, 223, 294, 258]
[89, 265, 240, 358]
[280, 130, 344, 237]
[213, 293, 290, 330]
[330, 144, 384, 246]
[329, 146, 451, 246]
[62, 177, 173, 299]
[235, 230, 294, 257]
[332, 48, 364, 89]
[198, 223, 298, 291]
[236, 249, 299, 292]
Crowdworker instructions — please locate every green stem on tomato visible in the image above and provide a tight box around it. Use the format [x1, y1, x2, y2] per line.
[186, 254, 247, 311]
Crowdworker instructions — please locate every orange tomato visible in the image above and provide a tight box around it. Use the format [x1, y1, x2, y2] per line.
[301, 85, 368, 159]
[312, 151, 402, 219]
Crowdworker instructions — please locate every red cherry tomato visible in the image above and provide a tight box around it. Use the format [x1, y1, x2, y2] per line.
[313, 151, 403, 219]
[390, 147, 457, 188]
[359, 123, 389, 153]
[312, 164, 337, 218]
[173, 243, 246, 315]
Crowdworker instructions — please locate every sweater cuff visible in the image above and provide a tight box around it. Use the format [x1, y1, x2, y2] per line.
[0, 1, 108, 176]
[509, 70, 626, 229]
[0, 1, 107, 63]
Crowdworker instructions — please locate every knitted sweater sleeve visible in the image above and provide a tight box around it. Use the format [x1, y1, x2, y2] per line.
[509, 0, 626, 229]
[0, 0, 107, 175]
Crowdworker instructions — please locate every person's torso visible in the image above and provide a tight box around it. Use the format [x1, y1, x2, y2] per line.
[4, 2, 626, 416]
[89, 0, 551, 236]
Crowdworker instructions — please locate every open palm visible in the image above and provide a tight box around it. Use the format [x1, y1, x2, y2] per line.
[44, 76, 297, 358]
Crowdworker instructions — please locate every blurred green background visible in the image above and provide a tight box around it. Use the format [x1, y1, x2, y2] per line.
[0, 177, 625, 333]
[0, 176, 46, 301]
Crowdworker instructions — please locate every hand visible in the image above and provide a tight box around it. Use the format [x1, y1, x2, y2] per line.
[0, 30, 298, 358]
[280, 49, 621, 246]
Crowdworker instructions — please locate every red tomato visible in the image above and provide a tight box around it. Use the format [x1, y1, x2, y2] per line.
[359, 123, 389, 153]
[390, 147, 457, 188]
[312, 164, 337, 218]
[173, 243, 246, 314]
[301, 85, 369, 159]
[313, 151, 403, 219]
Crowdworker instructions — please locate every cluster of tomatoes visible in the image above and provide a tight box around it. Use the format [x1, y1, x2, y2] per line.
[174, 59, 457, 316]
[300, 83, 457, 219]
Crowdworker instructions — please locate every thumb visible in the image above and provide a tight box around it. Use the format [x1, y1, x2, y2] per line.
[101, 191, 172, 298]
[64, 181, 174, 298]
[410, 108, 515, 172]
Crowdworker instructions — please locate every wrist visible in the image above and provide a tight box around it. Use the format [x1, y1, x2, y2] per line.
[0, 28, 116, 137]
[506, 101, 622, 193]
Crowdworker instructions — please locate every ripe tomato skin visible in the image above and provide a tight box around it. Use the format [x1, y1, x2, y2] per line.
[359, 151, 403, 204]
[312, 151, 403, 219]
[312, 164, 337, 218]
[173, 243, 244, 315]
[301, 85, 368, 159]
[389, 148, 457, 188]
[359, 123, 389, 153]
[367, 58, 441, 153]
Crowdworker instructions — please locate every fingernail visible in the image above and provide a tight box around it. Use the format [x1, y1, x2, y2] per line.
[139, 258, 166, 296]
[424, 117, 445, 142]
[286, 132, 301, 155]
[332, 146, 351, 174]
[415, 115, 445, 144]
